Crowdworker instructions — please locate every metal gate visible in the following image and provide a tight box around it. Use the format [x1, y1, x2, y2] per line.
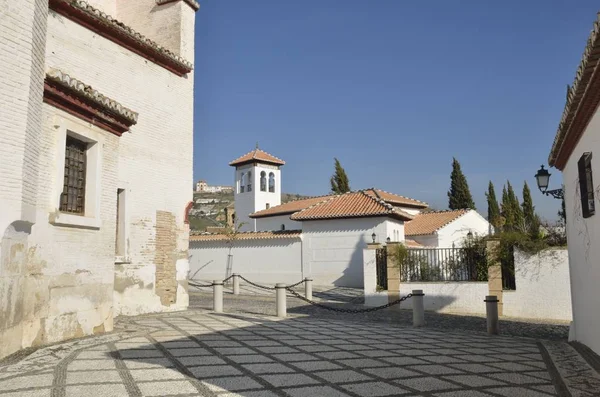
[376, 247, 388, 290]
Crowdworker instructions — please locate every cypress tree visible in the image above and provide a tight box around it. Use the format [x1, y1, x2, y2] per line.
[486, 181, 501, 230]
[447, 158, 476, 210]
[501, 184, 514, 231]
[558, 197, 567, 225]
[507, 181, 524, 231]
[522, 181, 539, 235]
[330, 158, 351, 194]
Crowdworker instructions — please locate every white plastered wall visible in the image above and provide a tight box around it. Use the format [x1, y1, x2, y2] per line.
[436, 210, 491, 248]
[254, 214, 302, 232]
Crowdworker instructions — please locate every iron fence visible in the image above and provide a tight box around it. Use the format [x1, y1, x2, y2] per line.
[376, 247, 388, 290]
[400, 247, 488, 282]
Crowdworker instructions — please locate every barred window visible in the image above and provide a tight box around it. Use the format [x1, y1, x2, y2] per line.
[60, 136, 87, 214]
[578, 152, 595, 218]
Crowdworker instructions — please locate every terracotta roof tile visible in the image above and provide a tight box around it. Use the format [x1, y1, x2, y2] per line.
[364, 188, 428, 208]
[549, 13, 600, 169]
[190, 230, 302, 242]
[250, 195, 334, 218]
[405, 209, 470, 236]
[404, 239, 423, 248]
[229, 148, 285, 167]
[290, 191, 414, 221]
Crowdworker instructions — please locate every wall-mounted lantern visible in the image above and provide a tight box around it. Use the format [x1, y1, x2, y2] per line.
[535, 165, 564, 199]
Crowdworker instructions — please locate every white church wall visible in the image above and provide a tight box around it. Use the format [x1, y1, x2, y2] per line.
[255, 215, 302, 232]
[302, 217, 389, 288]
[436, 210, 491, 248]
[189, 238, 303, 285]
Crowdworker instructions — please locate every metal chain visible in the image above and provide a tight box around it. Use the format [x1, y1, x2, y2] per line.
[285, 288, 413, 314]
[222, 275, 234, 283]
[285, 279, 306, 289]
[189, 281, 213, 288]
[238, 276, 276, 290]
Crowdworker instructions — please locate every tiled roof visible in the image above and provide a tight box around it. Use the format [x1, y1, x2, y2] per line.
[549, 13, 600, 170]
[229, 148, 285, 167]
[405, 209, 470, 236]
[250, 195, 335, 218]
[189, 230, 302, 242]
[404, 239, 423, 248]
[156, 0, 200, 11]
[290, 191, 414, 221]
[364, 189, 428, 208]
[46, 68, 139, 124]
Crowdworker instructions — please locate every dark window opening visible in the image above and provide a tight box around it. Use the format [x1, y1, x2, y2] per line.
[260, 171, 267, 191]
[60, 136, 87, 214]
[578, 152, 595, 219]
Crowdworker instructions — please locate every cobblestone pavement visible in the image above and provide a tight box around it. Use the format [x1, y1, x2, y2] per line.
[0, 309, 572, 397]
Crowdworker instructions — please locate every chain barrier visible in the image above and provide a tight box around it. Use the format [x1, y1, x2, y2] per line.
[189, 280, 213, 288]
[285, 288, 413, 314]
[238, 276, 276, 290]
[285, 279, 306, 289]
[222, 275, 234, 283]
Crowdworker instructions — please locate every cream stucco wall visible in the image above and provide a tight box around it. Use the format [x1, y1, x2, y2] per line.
[560, 105, 600, 355]
[0, 0, 195, 359]
[503, 248, 571, 321]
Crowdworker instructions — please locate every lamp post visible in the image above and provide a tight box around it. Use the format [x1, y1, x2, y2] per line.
[535, 165, 564, 200]
[371, 232, 377, 244]
[467, 231, 473, 242]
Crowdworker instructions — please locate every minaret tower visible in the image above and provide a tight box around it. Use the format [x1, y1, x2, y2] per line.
[229, 145, 285, 231]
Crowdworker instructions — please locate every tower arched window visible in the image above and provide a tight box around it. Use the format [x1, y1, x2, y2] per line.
[260, 171, 267, 191]
[240, 172, 245, 193]
[247, 171, 252, 192]
[268, 172, 275, 193]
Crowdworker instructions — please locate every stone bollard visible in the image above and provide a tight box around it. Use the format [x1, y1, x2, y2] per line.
[233, 274, 240, 295]
[304, 278, 313, 301]
[276, 283, 287, 318]
[412, 289, 425, 327]
[485, 295, 499, 335]
[213, 280, 223, 313]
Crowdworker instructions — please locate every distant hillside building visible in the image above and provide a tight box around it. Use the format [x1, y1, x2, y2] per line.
[196, 180, 233, 193]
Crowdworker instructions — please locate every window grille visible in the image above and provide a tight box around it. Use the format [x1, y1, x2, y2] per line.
[60, 136, 87, 214]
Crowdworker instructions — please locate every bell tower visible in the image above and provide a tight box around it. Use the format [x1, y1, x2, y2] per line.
[229, 145, 285, 232]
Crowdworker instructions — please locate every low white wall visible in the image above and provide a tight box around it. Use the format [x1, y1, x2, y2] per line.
[399, 282, 488, 315]
[503, 248, 571, 321]
[189, 239, 303, 285]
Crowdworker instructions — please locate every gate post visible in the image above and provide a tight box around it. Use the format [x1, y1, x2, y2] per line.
[386, 242, 402, 305]
[486, 239, 503, 316]
[232, 274, 240, 295]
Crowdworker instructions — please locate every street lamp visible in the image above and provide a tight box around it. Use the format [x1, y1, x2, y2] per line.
[467, 231, 473, 242]
[386, 237, 391, 243]
[371, 232, 377, 244]
[535, 165, 564, 200]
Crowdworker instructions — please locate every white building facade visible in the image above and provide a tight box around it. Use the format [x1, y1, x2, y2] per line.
[547, 13, 600, 356]
[0, 0, 197, 359]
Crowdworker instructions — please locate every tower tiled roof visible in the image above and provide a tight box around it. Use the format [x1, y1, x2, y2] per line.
[229, 148, 285, 167]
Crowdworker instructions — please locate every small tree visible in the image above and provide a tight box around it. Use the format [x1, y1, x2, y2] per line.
[486, 181, 501, 232]
[447, 157, 476, 210]
[223, 221, 247, 281]
[330, 158, 351, 194]
[522, 181, 540, 237]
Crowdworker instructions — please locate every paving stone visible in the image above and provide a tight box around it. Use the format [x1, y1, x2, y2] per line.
[201, 375, 264, 391]
[256, 346, 300, 354]
[315, 351, 361, 360]
[123, 358, 175, 369]
[261, 373, 321, 387]
[315, 369, 373, 383]
[166, 348, 210, 357]
[129, 368, 187, 381]
[119, 349, 165, 359]
[176, 355, 226, 366]
[359, 349, 400, 358]
[271, 353, 318, 362]
[336, 358, 389, 368]
[382, 356, 430, 366]
[66, 370, 122, 384]
[69, 359, 117, 370]
[410, 365, 465, 375]
[488, 372, 552, 385]
[433, 391, 496, 397]
[159, 340, 200, 348]
[341, 381, 410, 396]
[447, 363, 500, 373]
[364, 367, 422, 379]
[65, 384, 129, 397]
[290, 361, 344, 372]
[189, 365, 243, 378]
[0, 390, 52, 397]
[396, 376, 461, 392]
[484, 387, 556, 397]
[242, 363, 295, 374]
[226, 355, 274, 364]
[137, 380, 198, 396]
[282, 385, 352, 397]
[442, 374, 507, 387]
[0, 375, 52, 393]
[76, 350, 114, 360]
[244, 340, 284, 347]
[297, 345, 340, 353]
[486, 362, 540, 371]
[215, 347, 258, 355]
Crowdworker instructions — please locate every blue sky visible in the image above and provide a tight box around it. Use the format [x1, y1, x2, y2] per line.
[193, 0, 599, 221]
